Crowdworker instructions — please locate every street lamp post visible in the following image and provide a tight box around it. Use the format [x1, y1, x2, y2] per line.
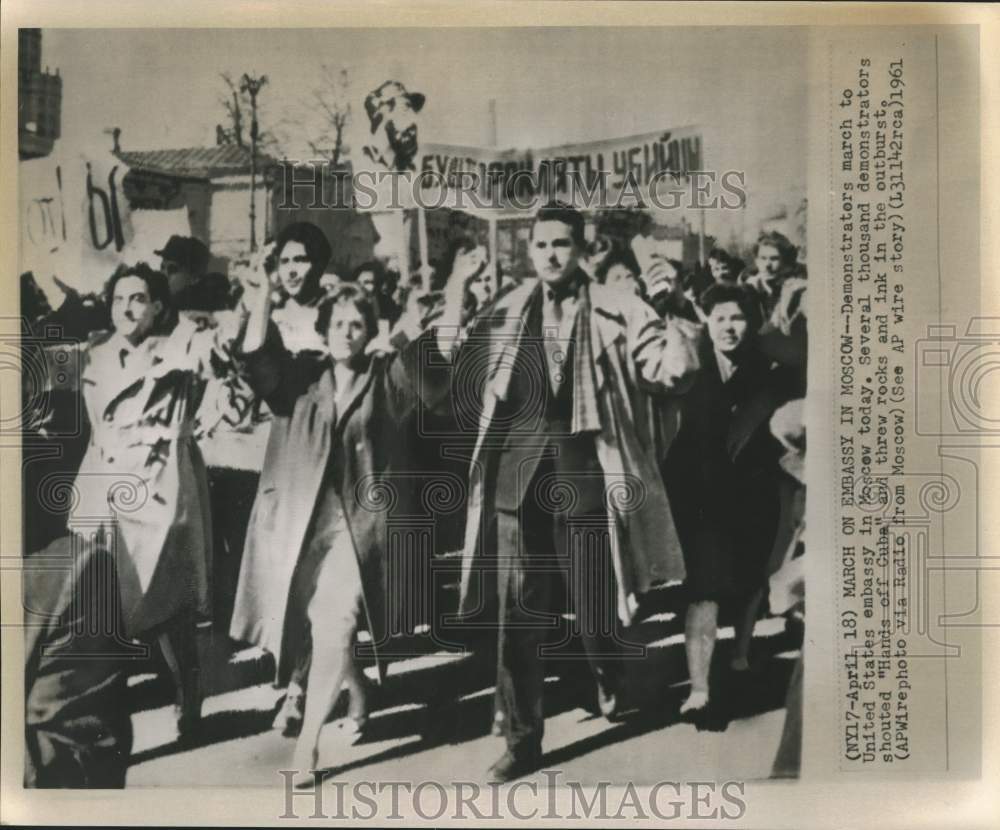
[240, 72, 267, 252]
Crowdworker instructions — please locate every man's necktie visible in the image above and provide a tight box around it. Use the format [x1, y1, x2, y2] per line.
[543, 291, 566, 392]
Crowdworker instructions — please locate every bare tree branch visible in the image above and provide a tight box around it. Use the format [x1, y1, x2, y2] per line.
[217, 72, 245, 147]
[215, 71, 284, 155]
[281, 63, 353, 165]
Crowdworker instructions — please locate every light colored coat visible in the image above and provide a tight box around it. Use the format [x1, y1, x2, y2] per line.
[55, 313, 241, 635]
[453, 278, 702, 625]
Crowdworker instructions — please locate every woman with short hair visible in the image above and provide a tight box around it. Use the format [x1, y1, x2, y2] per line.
[233, 270, 442, 775]
[231, 226, 363, 738]
[594, 246, 643, 296]
[267, 222, 333, 355]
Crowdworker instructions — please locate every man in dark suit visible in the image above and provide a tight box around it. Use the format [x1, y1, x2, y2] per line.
[434, 203, 701, 781]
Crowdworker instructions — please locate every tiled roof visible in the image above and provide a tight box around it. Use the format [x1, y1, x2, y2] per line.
[116, 145, 278, 180]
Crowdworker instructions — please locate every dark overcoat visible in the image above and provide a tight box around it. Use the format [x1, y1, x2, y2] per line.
[664, 334, 797, 600]
[229, 326, 431, 683]
[24, 537, 134, 788]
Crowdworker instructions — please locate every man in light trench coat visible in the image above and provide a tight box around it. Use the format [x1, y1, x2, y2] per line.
[432, 202, 702, 782]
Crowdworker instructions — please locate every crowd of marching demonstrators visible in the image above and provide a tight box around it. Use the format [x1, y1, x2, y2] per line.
[21, 202, 806, 787]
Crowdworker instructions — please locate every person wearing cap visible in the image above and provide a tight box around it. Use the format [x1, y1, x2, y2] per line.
[155, 235, 231, 313]
[157, 235, 210, 297]
[362, 80, 426, 172]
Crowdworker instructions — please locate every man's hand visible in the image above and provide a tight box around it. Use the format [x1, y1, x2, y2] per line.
[451, 245, 487, 284]
[642, 259, 680, 299]
[436, 250, 482, 359]
[365, 332, 395, 356]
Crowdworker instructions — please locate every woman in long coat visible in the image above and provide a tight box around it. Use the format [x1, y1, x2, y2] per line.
[51, 262, 245, 738]
[229, 225, 371, 738]
[664, 283, 797, 715]
[230, 274, 434, 773]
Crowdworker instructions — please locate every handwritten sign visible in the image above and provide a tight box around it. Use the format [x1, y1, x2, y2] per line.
[19, 148, 137, 300]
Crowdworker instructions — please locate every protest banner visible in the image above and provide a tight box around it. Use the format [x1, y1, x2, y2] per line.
[19, 147, 139, 302]
[417, 126, 704, 211]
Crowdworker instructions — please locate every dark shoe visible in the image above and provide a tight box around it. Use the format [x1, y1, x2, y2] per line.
[487, 747, 542, 783]
[340, 715, 368, 744]
[346, 673, 374, 729]
[596, 676, 624, 722]
[175, 705, 202, 746]
[679, 690, 710, 716]
[273, 685, 306, 737]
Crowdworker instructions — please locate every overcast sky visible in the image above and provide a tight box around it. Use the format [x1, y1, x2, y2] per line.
[42, 26, 809, 241]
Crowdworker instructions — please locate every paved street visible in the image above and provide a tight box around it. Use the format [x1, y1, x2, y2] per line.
[124, 581, 801, 788]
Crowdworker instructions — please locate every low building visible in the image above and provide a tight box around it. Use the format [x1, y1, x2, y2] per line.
[116, 144, 278, 264]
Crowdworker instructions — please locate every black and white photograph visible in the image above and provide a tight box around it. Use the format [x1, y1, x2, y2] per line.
[15, 24, 808, 792]
[4, 5, 993, 828]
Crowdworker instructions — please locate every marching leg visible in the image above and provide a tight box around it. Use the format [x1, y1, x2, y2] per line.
[488, 509, 550, 782]
[292, 618, 355, 774]
[731, 587, 765, 672]
[343, 655, 370, 729]
[291, 525, 364, 777]
[682, 600, 718, 714]
[159, 611, 202, 742]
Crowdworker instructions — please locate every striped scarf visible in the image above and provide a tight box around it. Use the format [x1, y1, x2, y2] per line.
[571, 281, 602, 435]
